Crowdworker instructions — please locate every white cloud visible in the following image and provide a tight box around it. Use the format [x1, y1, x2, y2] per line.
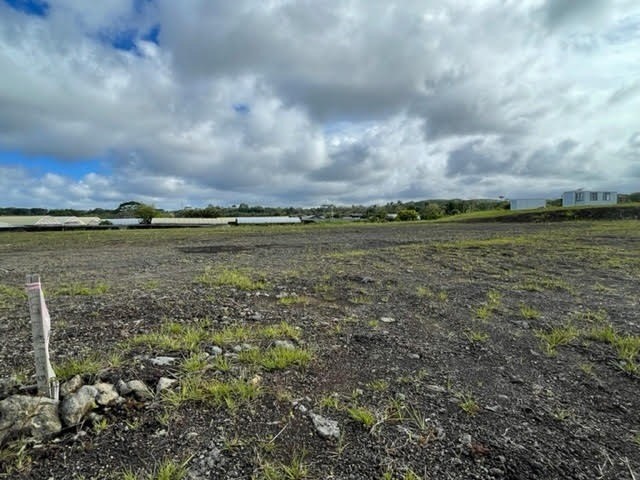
[0, 0, 639, 209]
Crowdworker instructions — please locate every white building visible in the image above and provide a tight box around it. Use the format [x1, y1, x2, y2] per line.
[562, 190, 617, 207]
[509, 199, 546, 211]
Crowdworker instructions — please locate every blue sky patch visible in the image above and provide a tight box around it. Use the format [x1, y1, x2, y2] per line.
[142, 24, 161, 45]
[233, 103, 250, 114]
[0, 151, 110, 179]
[99, 28, 139, 53]
[3, 0, 49, 17]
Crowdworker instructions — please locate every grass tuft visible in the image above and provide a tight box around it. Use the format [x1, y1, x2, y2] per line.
[237, 346, 312, 371]
[54, 282, 109, 296]
[347, 406, 376, 427]
[196, 268, 266, 290]
[536, 324, 579, 356]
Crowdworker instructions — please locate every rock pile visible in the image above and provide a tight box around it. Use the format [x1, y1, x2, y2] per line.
[0, 375, 174, 446]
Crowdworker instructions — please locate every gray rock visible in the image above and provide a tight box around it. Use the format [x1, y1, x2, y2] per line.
[94, 383, 120, 406]
[380, 317, 396, 323]
[408, 353, 421, 359]
[116, 379, 132, 395]
[156, 377, 178, 393]
[60, 375, 83, 398]
[249, 312, 263, 321]
[0, 395, 62, 444]
[127, 380, 154, 401]
[274, 340, 295, 350]
[151, 356, 178, 366]
[460, 433, 472, 448]
[309, 412, 340, 440]
[233, 343, 255, 353]
[426, 384, 446, 393]
[208, 346, 223, 356]
[60, 385, 98, 426]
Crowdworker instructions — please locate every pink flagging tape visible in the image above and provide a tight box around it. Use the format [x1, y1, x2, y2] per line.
[26, 282, 42, 291]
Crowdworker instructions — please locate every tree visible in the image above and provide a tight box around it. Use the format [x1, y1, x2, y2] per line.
[421, 203, 444, 220]
[397, 209, 419, 221]
[134, 203, 158, 225]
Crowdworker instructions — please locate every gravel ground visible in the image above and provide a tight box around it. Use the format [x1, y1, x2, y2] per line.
[0, 221, 639, 479]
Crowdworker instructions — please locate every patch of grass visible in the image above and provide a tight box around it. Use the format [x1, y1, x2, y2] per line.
[278, 295, 309, 306]
[121, 457, 189, 480]
[475, 290, 501, 320]
[418, 286, 448, 302]
[93, 417, 109, 433]
[536, 324, 579, 356]
[614, 335, 640, 374]
[351, 295, 373, 304]
[0, 283, 27, 307]
[163, 376, 261, 410]
[0, 439, 32, 475]
[347, 406, 376, 427]
[319, 394, 342, 411]
[129, 321, 208, 353]
[211, 355, 231, 372]
[237, 346, 312, 371]
[458, 392, 480, 416]
[552, 408, 573, 421]
[574, 309, 608, 324]
[181, 352, 209, 374]
[54, 353, 103, 379]
[464, 330, 489, 343]
[578, 362, 594, 375]
[520, 304, 540, 320]
[587, 324, 617, 344]
[258, 451, 310, 480]
[54, 282, 109, 296]
[261, 322, 301, 340]
[367, 379, 389, 392]
[586, 324, 640, 374]
[196, 267, 266, 290]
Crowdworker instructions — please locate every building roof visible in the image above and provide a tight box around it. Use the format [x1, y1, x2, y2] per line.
[235, 216, 301, 224]
[151, 217, 234, 225]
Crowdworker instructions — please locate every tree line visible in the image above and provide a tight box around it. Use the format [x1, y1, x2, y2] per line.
[2, 193, 639, 222]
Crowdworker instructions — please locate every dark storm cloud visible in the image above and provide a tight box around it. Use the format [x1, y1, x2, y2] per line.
[541, 0, 611, 30]
[446, 141, 513, 177]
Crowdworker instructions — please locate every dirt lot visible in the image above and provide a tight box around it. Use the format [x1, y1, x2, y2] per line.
[1, 221, 639, 479]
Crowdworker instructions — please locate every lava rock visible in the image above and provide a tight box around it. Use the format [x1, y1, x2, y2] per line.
[309, 412, 340, 440]
[59, 375, 83, 398]
[127, 380, 154, 401]
[60, 385, 98, 426]
[94, 382, 120, 406]
[0, 395, 61, 444]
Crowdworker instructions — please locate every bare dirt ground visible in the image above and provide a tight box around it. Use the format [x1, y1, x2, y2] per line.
[1, 221, 639, 479]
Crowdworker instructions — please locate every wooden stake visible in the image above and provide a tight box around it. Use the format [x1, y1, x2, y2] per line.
[26, 274, 58, 400]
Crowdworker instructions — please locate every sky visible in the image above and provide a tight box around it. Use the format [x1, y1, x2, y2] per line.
[0, 0, 639, 210]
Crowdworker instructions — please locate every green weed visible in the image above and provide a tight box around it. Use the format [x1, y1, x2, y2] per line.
[458, 392, 480, 416]
[197, 268, 266, 290]
[367, 379, 389, 392]
[54, 354, 103, 379]
[464, 330, 489, 343]
[54, 282, 109, 296]
[258, 451, 309, 480]
[163, 376, 261, 410]
[348, 406, 376, 427]
[237, 346, 312, 371]
[536, 325, 579, 356]
[520, 304, 540, 320]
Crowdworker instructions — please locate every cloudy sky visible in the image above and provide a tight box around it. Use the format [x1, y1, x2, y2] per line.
[1, 0, 639, 209]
